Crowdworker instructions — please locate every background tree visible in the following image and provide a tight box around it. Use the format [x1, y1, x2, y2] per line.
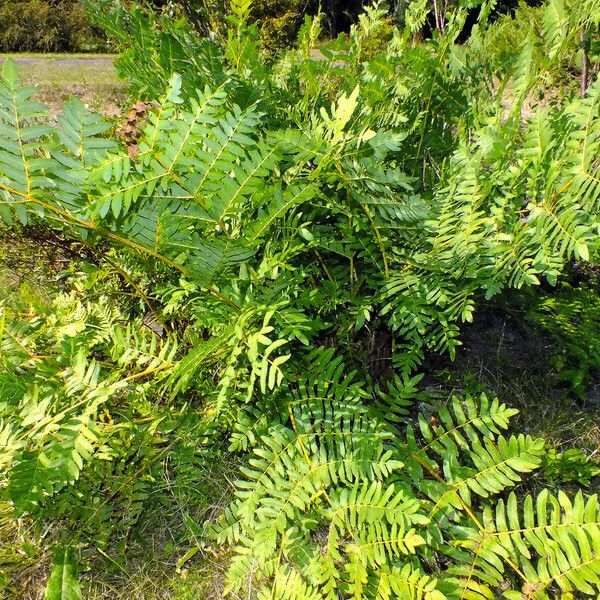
[0, 0, 108, 52]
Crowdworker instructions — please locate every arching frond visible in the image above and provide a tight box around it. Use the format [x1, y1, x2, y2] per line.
[452, 490, 600, 598]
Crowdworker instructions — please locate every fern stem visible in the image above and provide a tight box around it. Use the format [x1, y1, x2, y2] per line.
[412, 453, 528, 583]
[0, 182, 188, 270]
[413, 454, 485, 529]
[313, 249, 334, 282]
[121, 363, 174, 382]
[335, 164, 390, 277]
[0, 183, 242, 312]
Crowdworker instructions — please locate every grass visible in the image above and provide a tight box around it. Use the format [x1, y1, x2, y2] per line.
[83, 453, 236, 600]
[429, 300, 600, 495]
[0, 53, 126, 116]
[0, 53, 116, 60]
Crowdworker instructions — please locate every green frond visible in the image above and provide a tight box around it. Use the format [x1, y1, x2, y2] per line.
[564, 78, 600, 213]
[542, 0, 570, 60]
[326, 482, 429, 568]
[372, 564, 447, 600]
[258, 567, 324, 600]
[452, 490, 600, 598]
[415, 394, 518, 456]
[0, 287, 179, 517]
[7, 357, 107, 514]
[441, 434, 544, 504]
[56, 97, 116, 165]
[381, 269, 473, 359]
[372, 372, 423, 424]
[108, 322, 177, 374]
[508, 32, 540, 114]
[405, 0, 429, 33]
[247, 182, 318, 242]
[44, 546, 81, 600]
[214, 364, 405, 593]
[402, 396, 544, 518]
[162, 235, 255, 287]
[0, 60, 50, 224]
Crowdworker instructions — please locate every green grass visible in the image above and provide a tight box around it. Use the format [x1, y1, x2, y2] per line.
[0, 53, 126, 116]
[0, 53, 115, 59]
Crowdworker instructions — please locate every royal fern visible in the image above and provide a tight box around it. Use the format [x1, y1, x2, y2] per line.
[1, 0, 599, 598]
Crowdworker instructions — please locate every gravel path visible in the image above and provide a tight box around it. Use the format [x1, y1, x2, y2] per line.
[4, 57, 115, 66]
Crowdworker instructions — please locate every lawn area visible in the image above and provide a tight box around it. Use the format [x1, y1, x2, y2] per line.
[0, 53, 125, 116]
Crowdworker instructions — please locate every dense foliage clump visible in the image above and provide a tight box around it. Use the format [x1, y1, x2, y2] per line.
[0, 0, 108, 53]
[0, 0, 599, 598]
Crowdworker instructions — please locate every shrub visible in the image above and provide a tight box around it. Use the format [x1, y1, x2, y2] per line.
[1, 0, 600, 598]
[0, 0, 108, 53]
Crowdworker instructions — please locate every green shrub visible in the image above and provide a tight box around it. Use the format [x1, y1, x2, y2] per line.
[1, 0, 600, 598]
[252, 0, 308, 56]
[0, 0, 108, 53]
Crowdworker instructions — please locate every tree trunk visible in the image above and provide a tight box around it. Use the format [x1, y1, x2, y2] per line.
[433, 0, 446, 35]
[580, 28, 589, 97]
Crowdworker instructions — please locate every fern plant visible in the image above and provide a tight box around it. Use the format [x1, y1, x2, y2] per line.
[0, 0, 599, 598]
[216, 362, 600, 599]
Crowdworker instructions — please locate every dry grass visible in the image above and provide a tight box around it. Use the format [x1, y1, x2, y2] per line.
[82, 454, 238, 600]
[432, 306, 600, 492]
[0, 226, 69, 312]
[0, 53, 127, 117]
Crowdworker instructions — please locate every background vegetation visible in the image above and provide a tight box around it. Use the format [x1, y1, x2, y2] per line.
[0, 0, 109, 52]
[0, 0, 547, 54]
